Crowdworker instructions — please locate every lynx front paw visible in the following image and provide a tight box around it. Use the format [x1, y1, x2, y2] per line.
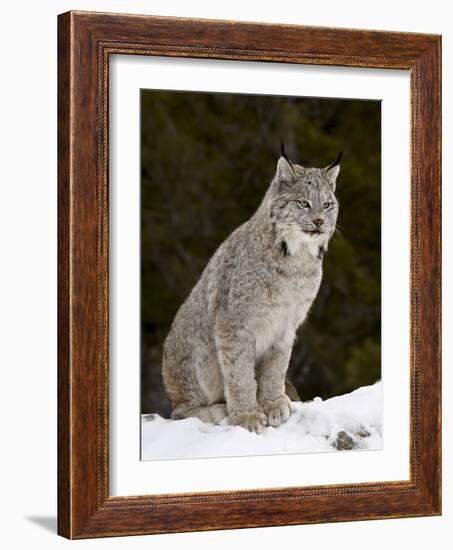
[229, 410, 267, 434]
[261, 395, 291, 427]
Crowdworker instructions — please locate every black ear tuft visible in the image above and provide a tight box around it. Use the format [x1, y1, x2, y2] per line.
[280, 139, 287, 160]
[327, 150, 343, 171]
[280, 139, 291, 163]
[280, 139, 295, 175]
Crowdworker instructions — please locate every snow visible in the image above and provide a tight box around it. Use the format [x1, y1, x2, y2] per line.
[141, 382, 382, 460]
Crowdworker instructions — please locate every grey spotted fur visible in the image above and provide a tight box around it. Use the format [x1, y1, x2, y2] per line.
[162, 152, 340, 433]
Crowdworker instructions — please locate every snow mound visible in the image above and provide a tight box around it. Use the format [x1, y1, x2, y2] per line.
[141, 382, 382, 460]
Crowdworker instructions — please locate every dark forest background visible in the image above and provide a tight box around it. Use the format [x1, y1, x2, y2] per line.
[141, 90, 381, 416]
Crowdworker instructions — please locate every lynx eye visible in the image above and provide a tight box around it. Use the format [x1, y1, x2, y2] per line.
[323, 201, 331, 210]
[297, 199, 310, 209]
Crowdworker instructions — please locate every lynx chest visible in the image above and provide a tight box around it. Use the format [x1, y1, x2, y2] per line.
[254, 258, 322, 356]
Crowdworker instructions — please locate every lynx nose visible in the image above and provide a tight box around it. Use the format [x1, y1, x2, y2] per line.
[313, 218, 324, 228]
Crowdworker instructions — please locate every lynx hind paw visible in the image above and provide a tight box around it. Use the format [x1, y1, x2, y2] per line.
[229, 410, 267, 434]
[261, 395, 291, 428]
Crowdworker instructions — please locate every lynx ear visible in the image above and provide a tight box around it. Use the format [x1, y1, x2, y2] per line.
[325, 150, 342, 191]
[277, 139, 296, 182]
[277, 156, 295, 181]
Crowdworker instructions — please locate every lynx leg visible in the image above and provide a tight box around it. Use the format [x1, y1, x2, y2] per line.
[163, 352, 227, 425]
[171, 402, 227, 424]
[216, 328, 266, 434]
[257, 344, 292, 427]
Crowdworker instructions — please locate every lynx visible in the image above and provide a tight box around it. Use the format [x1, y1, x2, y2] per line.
[162, 145, 341, 433]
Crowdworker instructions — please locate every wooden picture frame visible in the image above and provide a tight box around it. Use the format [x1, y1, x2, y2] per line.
[58, 10, 441, 539]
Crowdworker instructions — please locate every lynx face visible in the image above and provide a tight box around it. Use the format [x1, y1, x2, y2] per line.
[270, 156, 340, 254]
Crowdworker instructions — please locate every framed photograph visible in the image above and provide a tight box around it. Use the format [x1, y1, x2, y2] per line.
[58, 11, 441, 538]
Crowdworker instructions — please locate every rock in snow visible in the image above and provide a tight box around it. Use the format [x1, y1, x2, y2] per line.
[141, 382, 382, 460]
